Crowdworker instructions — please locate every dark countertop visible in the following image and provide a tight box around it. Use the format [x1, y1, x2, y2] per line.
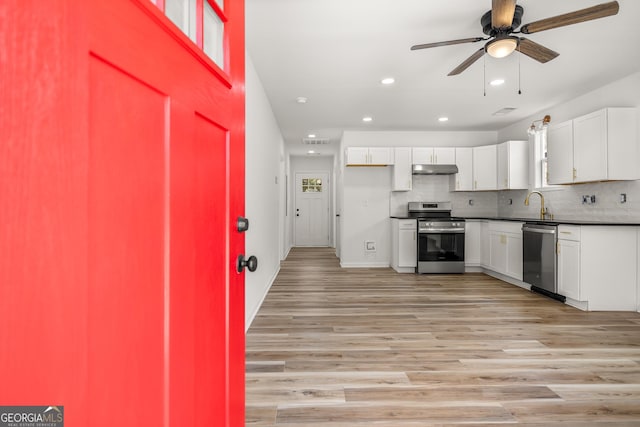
[462, 217, 640, 226]
[390, 216, 640, 226]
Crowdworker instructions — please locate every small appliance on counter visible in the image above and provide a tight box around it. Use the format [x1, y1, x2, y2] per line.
[408, 202, 465, 274]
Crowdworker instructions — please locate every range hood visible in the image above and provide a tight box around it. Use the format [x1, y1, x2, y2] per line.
[412, 164, 458, 175]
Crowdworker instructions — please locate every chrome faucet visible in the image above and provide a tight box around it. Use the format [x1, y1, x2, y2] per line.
[525, 191, 547, 220]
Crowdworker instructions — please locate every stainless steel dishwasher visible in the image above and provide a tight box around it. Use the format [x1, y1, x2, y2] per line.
[522, 222, 565, 302]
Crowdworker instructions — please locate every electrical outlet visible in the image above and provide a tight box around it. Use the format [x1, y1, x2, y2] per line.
[582, 195, 589, 204]
[365, 241, 376, 252]
[508, 198, 513, 205]
[590, 195, 596, 204]
[468, 199, 474, 206]
[620, 193, 627, 203]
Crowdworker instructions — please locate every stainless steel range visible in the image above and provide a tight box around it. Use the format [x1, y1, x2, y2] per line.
[408, 202, 465, 274]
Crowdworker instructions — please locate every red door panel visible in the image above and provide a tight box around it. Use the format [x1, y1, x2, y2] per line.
[193, 114, 228, 425]
[0, 1, 89, 419]
[1, 0, 245, 425]
[87, 56, 166, 426]
[168, 101, 197, 427]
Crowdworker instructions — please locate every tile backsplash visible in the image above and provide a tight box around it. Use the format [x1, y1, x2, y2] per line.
[389, 175, 498, 217]
[390, 174, 640, 223]
[498, 180, 640, 222]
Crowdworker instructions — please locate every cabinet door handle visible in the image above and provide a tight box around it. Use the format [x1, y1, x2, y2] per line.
[556, 242, 560, 254]
[573, 168, 577, 180]
[474, 180, 478, 189]
[413, 231, 416, 241]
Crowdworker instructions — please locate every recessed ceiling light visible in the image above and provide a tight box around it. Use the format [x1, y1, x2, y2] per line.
[362, 116, 373, 122]
[307, 150, 315, 154]
[490, 79, 505, 86]
[296, 97, 308, 104]
[308, 134, 316, 138]
[381, 77, 395, 85]
[438, 117, 449, 122]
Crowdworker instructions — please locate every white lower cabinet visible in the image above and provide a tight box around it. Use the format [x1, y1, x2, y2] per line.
[505, 233, 523, 280]
[480, 221, 490, 268]
[581, 226, 637, 311]
[557, 225, 582, 301]
[557, 225, 637, 311]
[391, 219, 417, 273]
[464, 220, 482, 267]
[488, 221, 523, 281]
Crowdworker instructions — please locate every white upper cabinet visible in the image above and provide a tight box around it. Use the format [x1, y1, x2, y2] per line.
[547, 120, 574, 185]
[547, 108, 638, 184]
[497, 140, 529, 190]
[412, 147, 455, 164]
[472, 144, 497, 191]
[452, 147, 473, 191]
[345, 147, 393, 166]
[573, 110, 608, 182]
[392, 147, 412, 192]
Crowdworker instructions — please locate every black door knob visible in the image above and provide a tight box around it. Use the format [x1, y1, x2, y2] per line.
[237, 254, 258, 273]
[237, 216, 250, 232]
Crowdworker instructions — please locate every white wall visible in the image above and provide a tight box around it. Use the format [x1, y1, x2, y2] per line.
[245, 54, 285, 330]
[497, 72, 640, 222]
[339, 130, 499, 267]
[341, 167, 393, 267]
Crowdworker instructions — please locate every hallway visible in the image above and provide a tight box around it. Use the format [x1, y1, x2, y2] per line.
[246, 247, 640, 426]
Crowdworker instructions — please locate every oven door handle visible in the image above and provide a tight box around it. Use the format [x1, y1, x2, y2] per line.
[420, 228, 465, 234]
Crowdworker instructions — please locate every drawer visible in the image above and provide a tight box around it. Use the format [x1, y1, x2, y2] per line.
[558, 225, 580, 241]
[398, 219, 417, 230]
[489, 220, 524, 234]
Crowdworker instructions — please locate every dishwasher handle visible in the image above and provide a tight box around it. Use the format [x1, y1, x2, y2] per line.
[522, 224, 557, 235]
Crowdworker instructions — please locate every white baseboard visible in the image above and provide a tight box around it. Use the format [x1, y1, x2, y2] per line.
[482, 269, 530, 290]
[392, 266, 416, 273]
[565, 297, 589, 311]
[245, 264, 280, 333]
[282, 245, 292, 261]
[340, 262, 390, 268]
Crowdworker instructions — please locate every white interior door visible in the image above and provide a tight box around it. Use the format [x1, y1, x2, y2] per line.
[295, 172, 330, 246]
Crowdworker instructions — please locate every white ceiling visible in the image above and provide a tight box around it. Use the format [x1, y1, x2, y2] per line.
[246, 0, 640, 154]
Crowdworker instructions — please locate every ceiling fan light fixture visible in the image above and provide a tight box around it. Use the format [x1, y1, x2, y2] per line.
[485, 36, 519, 59]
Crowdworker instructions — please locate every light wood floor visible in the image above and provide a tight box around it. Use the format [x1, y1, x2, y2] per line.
[246, 247, 640, 426]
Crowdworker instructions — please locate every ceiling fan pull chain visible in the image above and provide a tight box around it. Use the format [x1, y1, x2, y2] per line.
[483, 54, 486, 97]
[517, 44, 522, 95]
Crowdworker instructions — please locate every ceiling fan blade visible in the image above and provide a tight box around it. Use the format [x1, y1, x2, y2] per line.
[448, 48, 485, 76]
[518, 38, 559, 63]
[411, 37, 484, 50]
[492, 0, 517, 29]
[520, 1, 619, 34]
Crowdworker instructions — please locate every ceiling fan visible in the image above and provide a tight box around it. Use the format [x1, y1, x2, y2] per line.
[411, 0, 620, 76]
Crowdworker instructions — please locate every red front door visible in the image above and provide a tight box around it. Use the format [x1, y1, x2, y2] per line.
[0, 1, 245, 426]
